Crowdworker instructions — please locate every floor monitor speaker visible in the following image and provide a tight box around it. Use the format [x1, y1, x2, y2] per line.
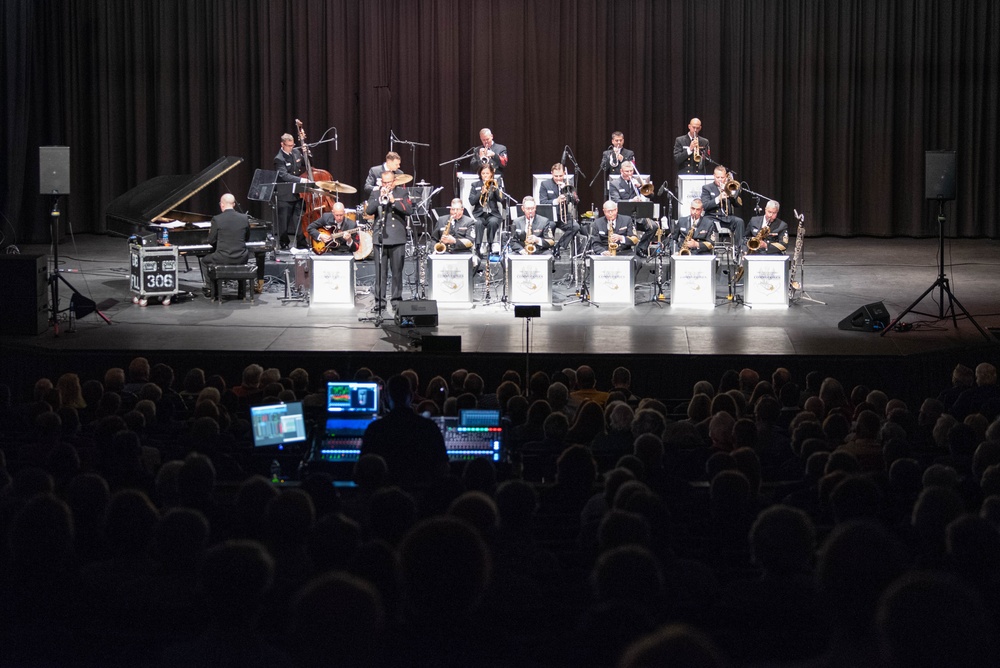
[838, 301, 890, 332]
[394, 300, 438, 328]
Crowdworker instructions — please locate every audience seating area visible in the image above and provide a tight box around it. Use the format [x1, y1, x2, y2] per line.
[2, 356, 1000, 666]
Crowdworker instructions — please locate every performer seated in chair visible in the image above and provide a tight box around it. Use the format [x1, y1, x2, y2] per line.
[469, 163, 504, 255]
[433, 198, 476, 254]
[538, 163, 581, 251]
[510, 197, 555, 255]
[200, 193, 250, 298]
[591, 200, 638, 256]
[308, 202, 359, 255]
[702, 165, 746, 253]
[671, 198, 716, 255]
[745, 200, 789, 255]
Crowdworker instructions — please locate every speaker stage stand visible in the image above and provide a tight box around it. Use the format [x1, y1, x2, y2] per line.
[881, 200, 990, 340]
[48, 196, 111, 335]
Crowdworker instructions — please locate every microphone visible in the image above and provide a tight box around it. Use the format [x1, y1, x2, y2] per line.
[560, 146, 569, 165]
[334, 128, 338, 151]
[657, 181, 668, 196]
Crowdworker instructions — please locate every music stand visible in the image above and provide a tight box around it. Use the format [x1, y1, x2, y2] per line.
[881, 151, 990, 339]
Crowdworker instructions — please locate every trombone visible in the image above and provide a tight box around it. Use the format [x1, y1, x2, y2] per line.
[479, 178, 500, 207]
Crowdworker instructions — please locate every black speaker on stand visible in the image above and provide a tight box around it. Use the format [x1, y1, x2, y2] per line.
[39, 146, 111, 334]
[880, 151, 990, 340]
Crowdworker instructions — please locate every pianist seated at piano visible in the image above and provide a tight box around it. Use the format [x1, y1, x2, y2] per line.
[308, 202, 359, 255]
[199, 194, 251, 298]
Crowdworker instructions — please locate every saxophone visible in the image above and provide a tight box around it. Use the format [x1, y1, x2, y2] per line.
[524, 218, 536, 254]
[677, 223, 696, 255]
[607, 218, 618, 256]
[788, 219, 805, 297]
[434, 217, 452, 254]
[747, 222, 770, 253]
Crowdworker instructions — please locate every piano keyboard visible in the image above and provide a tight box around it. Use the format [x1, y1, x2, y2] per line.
[174, 240, 274, 255]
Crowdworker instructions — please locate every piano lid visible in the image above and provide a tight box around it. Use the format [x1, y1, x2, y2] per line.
[105, 156, 243, 236]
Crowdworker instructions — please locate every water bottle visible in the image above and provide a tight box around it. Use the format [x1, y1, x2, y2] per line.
[270, 459, 281, 482]
[162, 228, 169, 246]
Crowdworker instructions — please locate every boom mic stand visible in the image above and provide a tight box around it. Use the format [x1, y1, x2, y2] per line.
[881, 198, 990, 339]
[359, 199, 389, 327]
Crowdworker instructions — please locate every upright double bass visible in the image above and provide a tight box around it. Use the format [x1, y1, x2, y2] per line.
[294, 119, 335, 242]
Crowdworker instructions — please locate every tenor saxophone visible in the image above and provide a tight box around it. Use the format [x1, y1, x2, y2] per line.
[525, 218, 536, 254]
[434, 217, 452, 254]
[607, 218, 618, 256]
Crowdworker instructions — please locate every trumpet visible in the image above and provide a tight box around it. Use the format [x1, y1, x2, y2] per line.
[479, 178, 498, 207]
[692, 132, 702, 164]
[608, 146, 622, 169]
[378, 184, 392, 206]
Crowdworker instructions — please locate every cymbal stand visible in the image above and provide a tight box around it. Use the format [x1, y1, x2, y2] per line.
[881, 199, 990, 339]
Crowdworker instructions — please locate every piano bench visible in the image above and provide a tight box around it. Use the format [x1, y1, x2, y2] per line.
[208, 264, 257, 304]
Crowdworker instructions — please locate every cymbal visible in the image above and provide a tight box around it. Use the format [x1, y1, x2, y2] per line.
[315, 180, 358, 194]
[393, 174, 414, 186]
[581, 210, 596, 219]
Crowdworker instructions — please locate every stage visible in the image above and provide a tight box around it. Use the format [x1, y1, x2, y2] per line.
[2, 233, 998, 403]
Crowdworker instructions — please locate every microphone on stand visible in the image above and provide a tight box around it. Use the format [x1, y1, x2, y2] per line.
[560, 146, 569, 165]
[334, 127, 338, 151]
[657, 181, 668, 196]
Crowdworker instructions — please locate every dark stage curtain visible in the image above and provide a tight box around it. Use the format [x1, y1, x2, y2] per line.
[2, 0, 998, 244]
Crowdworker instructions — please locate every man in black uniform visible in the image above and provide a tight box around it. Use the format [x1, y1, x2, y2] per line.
[537, 162, 581, 251]
[273, 133, 309, 250]
[672, 198, 716, 255]
[591, 200, 638, 256]
[745, 200, 789, 255]
[470, 128, 508, 175]
[432, 198, 476, 254]
[673, 117, 711, 175]
[359, 374, 448, 491]
[702, 165, 746, 252]
[363, 151, 403, 199]
[307, 202, 360, 255]
[365, 171, 412, 312]
[510, 197, 555, 255]
[200, 194, 250, 298]
[600, 131, 636, 177]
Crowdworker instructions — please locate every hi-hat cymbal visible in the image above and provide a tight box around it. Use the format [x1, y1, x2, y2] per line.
[393, 174, 414, 186]
[315, 180, 358, 194]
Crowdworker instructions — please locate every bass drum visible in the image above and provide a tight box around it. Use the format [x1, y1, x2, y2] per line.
[353, 230, 373, 260]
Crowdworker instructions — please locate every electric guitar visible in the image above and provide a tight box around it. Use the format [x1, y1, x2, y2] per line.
[311, 227, 361, 255]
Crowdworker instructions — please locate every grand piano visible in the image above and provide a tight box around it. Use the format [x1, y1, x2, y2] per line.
[105, 156, 274, 257]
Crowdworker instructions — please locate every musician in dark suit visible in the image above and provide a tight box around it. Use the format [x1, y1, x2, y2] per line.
[609, 161, 647, 203]
[432, 199, 476, 253]
[702, 165, 746, 251]
[510, 197, 555, 255]
[673, 118, 710, 175]
[365, 171, 412, 312]
[469, 128, 508, 175]
[469, 164, 504, 254]
[273, 133, 309, 250]
[745, 200, 789, 255]
[600, 131, 636, 177]
[200, 194, 250, 297]
[363, 151, 403, 199]
[591, 200, 638, 256]
[308, 202, 359, 255]
[671, 198, 716, 255]
[537, 163, 581, 250]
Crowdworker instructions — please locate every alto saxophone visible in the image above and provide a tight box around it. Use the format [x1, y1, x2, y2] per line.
[525, 218, 536, 254]
[677, 224, 696, 255]
[607, 218, 618, 256]
[434, 217, 452, 254]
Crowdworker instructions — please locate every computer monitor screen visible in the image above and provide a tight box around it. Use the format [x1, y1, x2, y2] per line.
[250, 401, 307, 448]
[326, 381, 379, 414]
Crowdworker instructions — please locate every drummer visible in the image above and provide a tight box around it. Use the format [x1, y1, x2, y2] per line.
[364, 151, 403, 198]
[307, 202, 360, 255]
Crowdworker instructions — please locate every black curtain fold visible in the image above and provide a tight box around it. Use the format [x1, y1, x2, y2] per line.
[1, 0, 997, 245]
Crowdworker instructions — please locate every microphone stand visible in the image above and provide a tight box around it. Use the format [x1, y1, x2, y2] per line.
[391, 130, 429, 186]
[561, 213, 599, 308]
[440, 147, 477, 201]
[590, 145, 613, 202]
[359, 196, 390, 327]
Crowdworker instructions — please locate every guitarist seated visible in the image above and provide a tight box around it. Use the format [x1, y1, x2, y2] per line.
[308, 202, 360, 255]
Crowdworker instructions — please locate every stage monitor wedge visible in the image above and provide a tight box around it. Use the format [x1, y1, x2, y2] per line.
[838, 301, 891, 332]
[395, 300, 438, 328]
